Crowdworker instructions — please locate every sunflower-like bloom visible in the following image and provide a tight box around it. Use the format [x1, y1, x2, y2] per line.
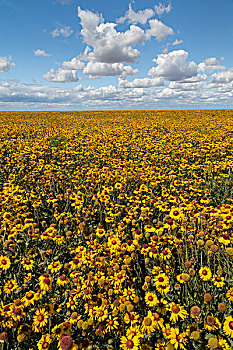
[167, 327, 188, 349]
[22, 291, 36, 307]
[145, 292, 158, 307]
[37, 334, 53, 350]
[169, 207, 184, 221]
[141, 311, 158, 335]
[212, 274, 225, 287]
[226, 287, 233, 301]
[32, 308, 49, 332]
[39, 273, 52, 291]
[48, 261, 62, 273]
[204, 315, 221, 331]
[223, 316, 233, 338]
[3, 279, 18, 294]
[170, 303, 188, 323]
[0, 256, 11, 270]
[199, 266, 212, 281]
[56, 274, 70, 286]
[21, 257, 34, 270]
[104, 315, 119, 333]
[123, 287, 136, 301]
[120, 334, 140, 350]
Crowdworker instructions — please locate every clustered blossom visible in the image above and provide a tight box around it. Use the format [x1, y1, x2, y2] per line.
[0, 110, 232, 349]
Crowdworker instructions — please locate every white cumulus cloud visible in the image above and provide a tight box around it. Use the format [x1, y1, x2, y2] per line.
[211, 69, 233, 84]
[0, 55, 15, 72]
[117, 4, 155, 25]
[62, 57, 85, 70]
[43, 68, 79, 82]
[146, 19, 173, 41]
[83, 62, 138, 77]
[148, 50, 197, 81]
[78, 7, 146, 64]
[198, 57, 225, 73]
[118, 77, 164, 88]
[34, 49, 51, 57]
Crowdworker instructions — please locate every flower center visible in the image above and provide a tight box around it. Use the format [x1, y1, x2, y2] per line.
[171, 305, 180, 314]
[26, 292, 34, 299]
[43, 278, 50, 285]
[144, 317, 152, 326]
[126, 340, 134, 349]
[37, 314, 44, 322]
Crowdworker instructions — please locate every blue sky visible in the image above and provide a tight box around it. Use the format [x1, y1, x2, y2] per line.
[1, 0, 233, 110]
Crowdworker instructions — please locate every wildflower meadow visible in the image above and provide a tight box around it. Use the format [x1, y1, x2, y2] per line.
[0, 109, 233, 350]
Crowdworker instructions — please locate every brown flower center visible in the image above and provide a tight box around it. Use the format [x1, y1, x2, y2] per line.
[26, 292, 34, 300]
[43, 278, 50, 285]
[206, 316, 215, 326]
[171, 305, 180, 314]
[37, 314, 44, 322]
[126, 340, 134, 349]
[144, 317, 152, 326]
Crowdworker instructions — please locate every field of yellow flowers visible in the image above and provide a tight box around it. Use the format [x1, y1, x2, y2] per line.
[0, 110, 233, 350]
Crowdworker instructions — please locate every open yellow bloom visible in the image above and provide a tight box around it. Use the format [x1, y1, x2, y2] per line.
[0, 256, 11, 270]
[120, 334, 140, 350]
[199, 266, 212, 281]
[170, 303, 188, 323]
[223, 316, 233, 338]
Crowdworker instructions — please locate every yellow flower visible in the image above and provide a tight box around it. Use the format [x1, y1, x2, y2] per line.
[22, 291, 36, 307]
[145, 292, 158, 307]
[170, 303, 188, 323]
[21, 257, 34, 270]
[32, 308, 49, 332]
[154, 273, 170, 286]
[123, 287, 136, 301]
[37, 334, 53, 350]
[104, 315, 119, 333]
[223, 316, 233, 338]
[56, 274, 70, 286]
[167, 327, 188, 349]
[141, 311, 157, 335]
[39, 273, 52, 291]
[204, 315, 221, 331]
[160, 248, 172, 260]
[48, 261, 62, 273]
[199, 266, 212, 281]
[3, 279, 18, 294]
[0, 256, 11, 270]
[226, 287, 233, 301]
[212, 274, 225, 287]
[169, 207, 184, 221]
[120, 334, 140, 350]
